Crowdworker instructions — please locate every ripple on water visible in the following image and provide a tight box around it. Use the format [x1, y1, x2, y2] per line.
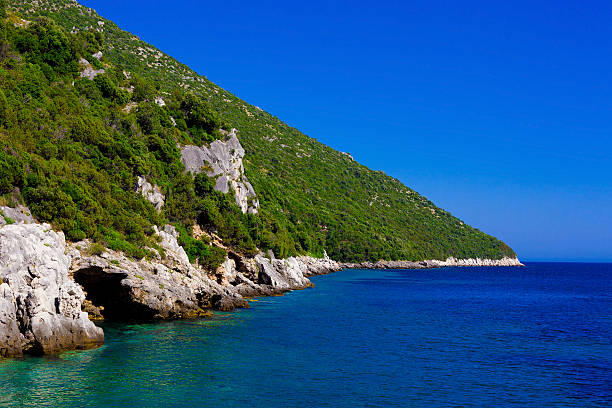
[1, 263, 611, 407]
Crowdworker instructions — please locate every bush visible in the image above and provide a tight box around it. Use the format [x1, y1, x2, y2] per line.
[88, 242, 105, 256]
[0, 151, 24, 194]
[13, 17, 77, 75]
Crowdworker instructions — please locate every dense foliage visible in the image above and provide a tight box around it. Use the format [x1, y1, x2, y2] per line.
[3, 0, 517, 262]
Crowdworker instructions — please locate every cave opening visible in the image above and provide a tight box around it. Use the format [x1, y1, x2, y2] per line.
[73, 266, 156, 321]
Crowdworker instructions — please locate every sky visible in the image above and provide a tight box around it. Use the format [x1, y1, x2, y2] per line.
[80, 0, 612, 262]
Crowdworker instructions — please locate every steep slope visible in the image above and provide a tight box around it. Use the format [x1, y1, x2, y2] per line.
[5, 0, 517, 262]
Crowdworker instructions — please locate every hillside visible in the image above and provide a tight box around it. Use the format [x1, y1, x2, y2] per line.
[2, 0, 516, 263]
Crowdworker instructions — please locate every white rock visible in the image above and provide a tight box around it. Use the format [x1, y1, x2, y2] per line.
[0, 223, 103, 357]
[180, 129, 259, 214]
[135, 176, 165, 212]
[79, 58, 105, 80]
[154, 96, 166, 107]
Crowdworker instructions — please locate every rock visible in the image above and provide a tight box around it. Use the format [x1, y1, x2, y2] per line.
[253, 254, 340, 293]
[79, 58, 105, 80]
[180, 129, 259, 214]
[0, 205, 34, 226]
[123, 102, 138, 113]
[298, 251, 342, 276]
[341, 256, 524, 269]
[92, 51, 103, 60]
[154, 225, 190, 266]
[426, 256, 524, 267]
[68, 225, 249, 320]
[255, 255, 291, 292]
[0, 223, 103, 357]
[154, 96, 166, 107]
[135, 176, 165, 212]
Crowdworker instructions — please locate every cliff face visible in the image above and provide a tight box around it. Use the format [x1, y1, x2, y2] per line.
[0, 206, 343, 356]
[68, 224, 342, 320]
[0, 222, 103, 357]
[180, 129, 260, 214]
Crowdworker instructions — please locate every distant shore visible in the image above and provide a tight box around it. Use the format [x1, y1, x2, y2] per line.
[341, 256, 524, 270]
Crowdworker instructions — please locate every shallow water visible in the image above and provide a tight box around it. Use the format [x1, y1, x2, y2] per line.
[1, 262, 611, 407]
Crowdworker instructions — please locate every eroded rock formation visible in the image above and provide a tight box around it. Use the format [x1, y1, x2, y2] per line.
[69, 225, 249, 320]
[0, 223, 103, 357]
[180, 128, 259, 214]
[0, 201, 519, 359]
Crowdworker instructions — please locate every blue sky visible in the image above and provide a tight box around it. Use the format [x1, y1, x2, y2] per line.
[81, 0, 612, 262]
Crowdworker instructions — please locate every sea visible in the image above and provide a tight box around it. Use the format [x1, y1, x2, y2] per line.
[1, 262, 610, 407]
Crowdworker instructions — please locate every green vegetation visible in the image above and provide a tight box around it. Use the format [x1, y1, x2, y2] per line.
[0, 209, 15, 224]
[1, 0, 517, 263]
[87, 242, 105, 256]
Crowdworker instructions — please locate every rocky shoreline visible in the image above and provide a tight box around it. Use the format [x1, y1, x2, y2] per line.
[0, 207, 343, 357]
[1, 205, 521, 358]
[340, 256, 524, 270]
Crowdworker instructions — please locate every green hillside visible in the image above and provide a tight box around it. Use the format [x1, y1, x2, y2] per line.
[1, 0, 516, 263]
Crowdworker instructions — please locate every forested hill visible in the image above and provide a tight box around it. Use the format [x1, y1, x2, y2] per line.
[2, 0, 516, 263]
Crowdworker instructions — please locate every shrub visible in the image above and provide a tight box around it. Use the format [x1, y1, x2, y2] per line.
[88, 242, 105, 256]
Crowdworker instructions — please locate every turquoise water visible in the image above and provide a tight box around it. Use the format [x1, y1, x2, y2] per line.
[1, 263, 611, 407]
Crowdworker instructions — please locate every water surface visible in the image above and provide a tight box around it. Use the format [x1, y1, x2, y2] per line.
[1, 263, 611, 407]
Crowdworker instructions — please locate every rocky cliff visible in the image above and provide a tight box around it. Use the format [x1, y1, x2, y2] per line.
[68, 225, 342, 320]
[0, 221, 103, 357]
[0, 208, 342, 357]
[180, 129, 259, 214]
[0, 203, 525, 358]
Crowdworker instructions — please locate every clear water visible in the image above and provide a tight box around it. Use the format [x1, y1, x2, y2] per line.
[1, 263, 610, 407]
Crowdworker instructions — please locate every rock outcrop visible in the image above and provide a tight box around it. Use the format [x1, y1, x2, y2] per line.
[0, 202, 520, 359]
[217, 253, 342, 297]
[69, 225, 249, 320]
[135, 176, 165, 212]
[79, 58, 105, 80]
[180, 129, 259, 214]
[0, 223, 104, 357]
[0, 205, 34, 226]
[341, 256, 524, 269]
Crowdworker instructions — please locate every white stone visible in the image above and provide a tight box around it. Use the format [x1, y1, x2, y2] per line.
[180, 129, 259, 214]
[0, 223, 103, 357]
[136, 176, 165, 212]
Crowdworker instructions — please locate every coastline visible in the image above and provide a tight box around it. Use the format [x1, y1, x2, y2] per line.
[0, 208, 522, 358]
[340, 256, 524, 270]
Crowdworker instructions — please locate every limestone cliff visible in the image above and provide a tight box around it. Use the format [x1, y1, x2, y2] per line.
[0, 222, 103, 357]
[180, 129, 259, 214]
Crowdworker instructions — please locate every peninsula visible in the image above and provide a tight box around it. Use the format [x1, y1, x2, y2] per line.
[1, 0, 520, 357]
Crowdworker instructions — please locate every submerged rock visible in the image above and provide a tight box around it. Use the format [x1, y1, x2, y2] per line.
[0, 223, 103, 357]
